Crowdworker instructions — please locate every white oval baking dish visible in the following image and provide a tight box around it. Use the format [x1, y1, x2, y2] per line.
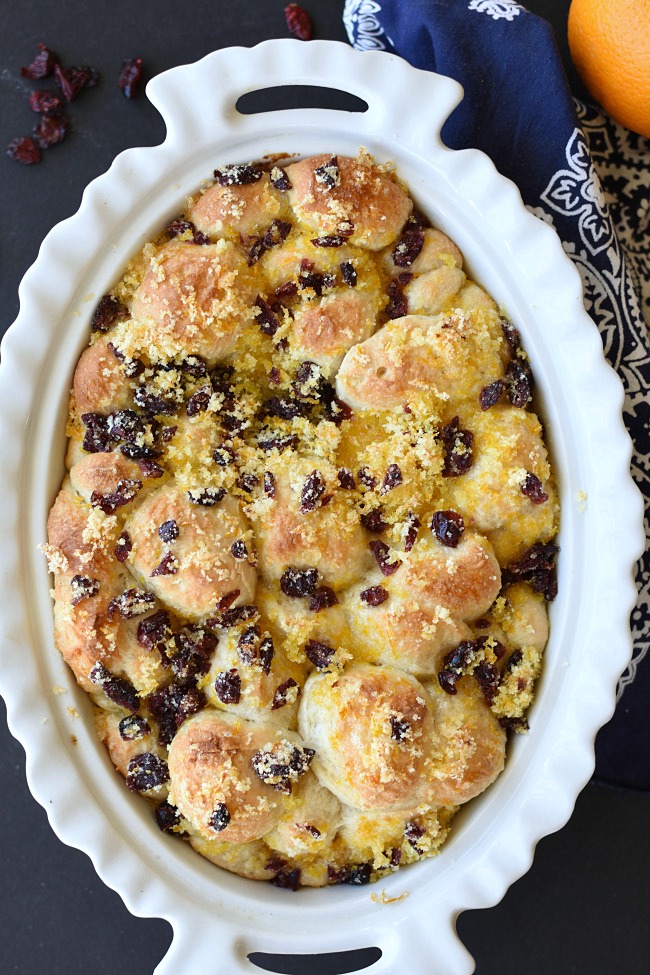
[0, 39, 644, 975]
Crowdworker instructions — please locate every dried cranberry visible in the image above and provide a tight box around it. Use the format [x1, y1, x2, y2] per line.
[392, 227, 424, 268]
[213, 163, 263, 186]
[479, 379, 505, 411]
[158, 520, 179, 543]
[293, 361, 323, 399]
[91, 478, 142, 514]
[521, 472, 549, 504]
[499, 716, 530, 732]
[337, 468, 356, 490]
[33, 113, 69, 148]
[369, 540, 401, 576]
[270, 869, 301, 890]
[137, 609, 172, 652]
[208, 803, 231, 832]
[187, 487, 226, 506]
[90, 295, 127, 332]
[89, 662, 139, 713]
[431, 509, 465, 548]
[360, 508, 388, 534]
[263, 396, 305, 419]
[501, 318, 521, 356]
[120, 442, 160, 462]
[257, 433, 299, 453]
[503, 542, 558, 601]
[259, 637, 275, 676]
[380, 464, 402, 494]
[21, 44, 58, 80]
[230, 540, 248, 561]
[385, 278, 408, 319]
[107, 408, 144, 442]
[114, 531, 132, 563]
[214, 669, 241, 705]
[305, 640, 335, 669]
[139, 459, 164, 479]
[126, 753, 169, 792]
[506, 358, 533, 408]
[54, 63, 98, 102]
[403, 511, 420, 552]
[213, 443, 236, 466]
[253, 295, 280, 336]
[237, 625, 261, 666]
[270, 166, 292, 191]
[6, 137, 41, 165]
[319, 385, 352, 424]
[151, 551, 178, 577]
[328, 863, 372, 885]
[216, 590, 241, 612]
[119, 714, 150, 741]
[404, 820, 425, 853]
[284, 2, 313, 39]
[118, 57, 143, 99]
[300, 470, 327, 512]
[133, 386, 176, 416]
[29, 90, 64, 115]
[148, 684, 205, 745]
[80, 412, 113, 453]
[252, 740, 314, 792]
[340, 260, 357, 287]
[280, 567, 319, 598]
[311, 234, 348, 247]
[212, 604, 258, 630]
[358, 467, 378, 490]
[390, 716, 410, 742]
[389, 848, 402, 867]
[237, 472, 260, 493]
[271, 678, 300, 710]
[186, 384, 213, 417]
[473, 660, 500, 705]
[308, 587, 338, 612]
[298, 261, 325, 297]
[505, 649, 524, 673]
[263, 471, 276, 497]
[360, 585, 389, 606]
[271, 284, 295, 306]
[438, 640, 480, 695]
[107, 587, 155, 620]
[70, 574, 100, 606]
[314, 156, 339, 188]
[441, 417, 474, 477]
[155, 801, 183, 834]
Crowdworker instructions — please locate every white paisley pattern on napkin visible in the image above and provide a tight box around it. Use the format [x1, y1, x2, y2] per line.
[343, 0, 388, 50]
[521, 103, 650, 700]
[467, 1, 522, 20]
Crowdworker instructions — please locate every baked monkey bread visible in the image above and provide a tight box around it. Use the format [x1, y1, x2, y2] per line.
[44, 151, 559, 889]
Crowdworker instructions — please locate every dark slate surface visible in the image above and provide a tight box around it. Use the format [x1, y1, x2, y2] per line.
[0, 2, 647, 973]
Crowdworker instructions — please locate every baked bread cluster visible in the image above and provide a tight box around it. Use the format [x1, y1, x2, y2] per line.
[44, 151, 559, 889]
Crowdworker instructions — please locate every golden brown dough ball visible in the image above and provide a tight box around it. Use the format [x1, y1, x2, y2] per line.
[336, 311, 505, 415]
[167, 709, 306, 843]
[188, 835, 274, 881]
[387, 227, 463, 276]
[286, 154, 412, 250]
[494, 583, 549, 652]
[404, 266, 466, 316]
[124, 481, 257, 621]
[342, 531, 501, 677]
[73, 335, 133, 415]
[421, 678, 506, 806]
[190, 177, 285, 237]
[130, 240, 254, 364]
[255, 583, 351, 664]
[264, 772, 341, 860]
[251, 456, 371, 590]
[291, 290, 378, 375]
[441, 405, 558, 563]
[46, 480, 167, 695]
[298, 663, 432, 811]
[69, 451, 148, 505]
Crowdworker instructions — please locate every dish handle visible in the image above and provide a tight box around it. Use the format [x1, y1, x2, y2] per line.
[154, 912, 475, 975]
[145, 38, 464, 155]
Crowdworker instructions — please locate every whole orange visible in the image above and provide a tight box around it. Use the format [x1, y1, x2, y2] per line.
[568, 0, 650, 137]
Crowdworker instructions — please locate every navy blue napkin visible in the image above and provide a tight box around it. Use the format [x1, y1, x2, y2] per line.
[344, 0, 650, 790]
